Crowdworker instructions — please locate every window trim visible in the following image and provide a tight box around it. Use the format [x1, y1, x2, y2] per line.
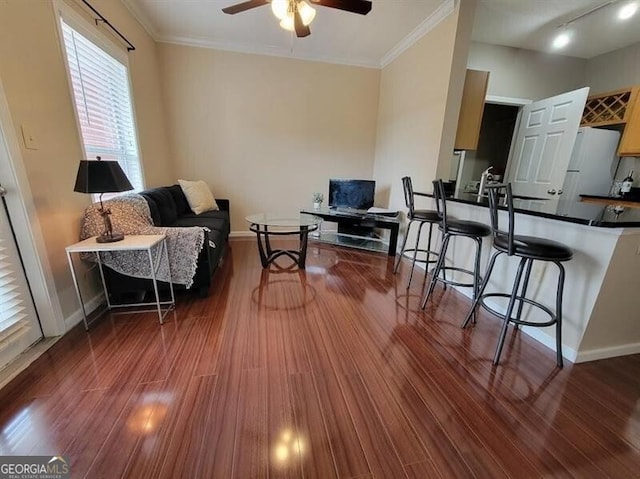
[53, 0, 146, 197]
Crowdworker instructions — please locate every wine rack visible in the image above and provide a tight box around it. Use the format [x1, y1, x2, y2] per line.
[581, 88, 634, 126]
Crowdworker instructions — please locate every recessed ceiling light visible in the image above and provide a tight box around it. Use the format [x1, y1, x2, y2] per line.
[619, 2, 638, 20]
[552, 32, 571, 49]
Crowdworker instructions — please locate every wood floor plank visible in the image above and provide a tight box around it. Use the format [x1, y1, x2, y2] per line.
[404, 459, 443, 479]
[338, 372, 410, 479]
[265, 315, 304, 479]
[300, 304, 371, 478]
[232, 368, 268, 479]
[1, 240, 640, 478]
[154, 375, 218, 479]
[290, 372, 339, 479]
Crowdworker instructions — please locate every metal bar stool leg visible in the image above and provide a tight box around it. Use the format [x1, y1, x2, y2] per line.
[408, 221, 427, 288]
[493, 256, 528, 365]
[437, 228, 448, 291]
[394, 220, 413, 273]
[472, 236, 483, 324]
[513, 258, 533, 330]
[462, 250, 501, 328]
[426, 222, 434, 261]
[555, 261, 566, 368]
[421, 233, 450, 309]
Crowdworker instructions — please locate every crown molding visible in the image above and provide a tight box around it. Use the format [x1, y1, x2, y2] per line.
[120, 0, 454, 70]
[121, 0, 160, 40]
[157, 35, 380, 69]
[380, 0, 456, 68]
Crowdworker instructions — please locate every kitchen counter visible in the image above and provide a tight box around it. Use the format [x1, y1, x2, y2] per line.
[413, 192, 640, 363]
[443, 192, 640, 227]
[580, 194, 640, 209]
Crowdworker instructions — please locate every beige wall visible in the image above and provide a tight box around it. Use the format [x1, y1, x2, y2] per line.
[372, 1, 470, 213]
[157, 44, 380, 231]
[586, 40, 640, 93]
[0, 0, 172, 321]
[468, 42, 588, 101]
[579, 231, 640, 355]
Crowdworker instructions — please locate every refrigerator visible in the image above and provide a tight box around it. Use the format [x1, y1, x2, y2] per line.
[561, 127, 620, 202]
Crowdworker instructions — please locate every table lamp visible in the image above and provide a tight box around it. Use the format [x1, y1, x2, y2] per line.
[74, 157, 133, 243]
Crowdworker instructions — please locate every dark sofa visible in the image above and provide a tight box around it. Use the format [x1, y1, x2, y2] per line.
[103, 184, 230, 299]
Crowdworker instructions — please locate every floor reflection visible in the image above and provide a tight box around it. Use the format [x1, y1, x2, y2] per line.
[126, 392, 172, 435]
[272, 427, 306, 467]
[252, 268, 316, 311]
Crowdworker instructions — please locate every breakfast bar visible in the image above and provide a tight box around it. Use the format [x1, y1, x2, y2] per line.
[424, 192, 640, 363]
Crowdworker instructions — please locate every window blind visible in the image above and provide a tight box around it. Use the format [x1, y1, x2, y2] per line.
[0, 235, 28, 338]
[61, 20, 143, 191]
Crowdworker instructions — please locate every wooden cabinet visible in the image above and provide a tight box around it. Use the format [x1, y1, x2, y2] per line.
[454, 69, 489, 151]
[581, 86, 640, 156]
[618, 88, 640, 156]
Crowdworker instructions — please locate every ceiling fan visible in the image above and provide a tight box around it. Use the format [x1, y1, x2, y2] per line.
[221, 0, 373, 38]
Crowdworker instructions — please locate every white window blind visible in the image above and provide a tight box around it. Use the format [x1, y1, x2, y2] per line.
[0, 227, 28, 339]
[61, 20, 143, 192]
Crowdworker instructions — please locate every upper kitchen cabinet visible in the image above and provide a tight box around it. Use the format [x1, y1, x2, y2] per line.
[618, 88, 640, 156]
[454, 69, 490, 151]
[581, 86, 640, 156]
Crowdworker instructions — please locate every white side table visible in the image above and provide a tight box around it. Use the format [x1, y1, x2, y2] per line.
[65, 235, 175, 330]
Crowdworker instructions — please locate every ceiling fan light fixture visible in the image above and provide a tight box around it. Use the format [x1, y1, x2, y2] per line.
[277, 0, 316, 31]
[271, 0, 289, 20]
[298, 1, 316, 25]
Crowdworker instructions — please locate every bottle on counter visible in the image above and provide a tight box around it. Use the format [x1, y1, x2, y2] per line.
[621, 170, 634, 196]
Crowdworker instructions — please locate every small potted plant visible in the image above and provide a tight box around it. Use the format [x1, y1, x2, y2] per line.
[312, 192, 324, 210]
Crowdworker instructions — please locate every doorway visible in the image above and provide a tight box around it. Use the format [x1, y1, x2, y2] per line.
[458, 103, 520, 193]
[0, 127, 43, 371]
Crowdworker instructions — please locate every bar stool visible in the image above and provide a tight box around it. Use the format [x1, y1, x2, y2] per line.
[461, 183, 572, 368]
[393, 176, 441, 288]
[421, 180, 491, 315]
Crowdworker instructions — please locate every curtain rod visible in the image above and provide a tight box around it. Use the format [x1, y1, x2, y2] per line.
[80, 0, 136, 52]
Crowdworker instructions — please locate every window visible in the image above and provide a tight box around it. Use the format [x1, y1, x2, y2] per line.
[60, 19, 143, 194]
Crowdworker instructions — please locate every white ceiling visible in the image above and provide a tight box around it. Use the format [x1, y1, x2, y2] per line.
[473, 0, 640, 59]
[123, 0, 640, 67]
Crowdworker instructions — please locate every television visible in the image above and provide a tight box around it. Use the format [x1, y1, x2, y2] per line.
[328, 179, 375, 210]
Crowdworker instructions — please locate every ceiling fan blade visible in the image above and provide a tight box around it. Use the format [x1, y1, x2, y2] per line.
[222, 0, 269, 15]
[294, 8, 311, 37]
[310, 0, 372, 15]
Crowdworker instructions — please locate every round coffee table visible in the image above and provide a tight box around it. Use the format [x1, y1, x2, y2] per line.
[245, 213, 322, 269]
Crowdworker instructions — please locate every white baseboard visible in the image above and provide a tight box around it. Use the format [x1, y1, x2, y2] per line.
[519, 325, 577, 362]
[575, 343, 640, 363]
[64, 293, 105, 331]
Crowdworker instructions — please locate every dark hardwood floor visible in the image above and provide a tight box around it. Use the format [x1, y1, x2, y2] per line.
[1, 238, 640, 478]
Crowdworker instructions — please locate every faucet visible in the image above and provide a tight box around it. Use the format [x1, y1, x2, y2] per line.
[478, 166, 494, 197]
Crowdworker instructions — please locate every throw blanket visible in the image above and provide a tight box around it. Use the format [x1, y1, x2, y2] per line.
[80, 194, 205, 289]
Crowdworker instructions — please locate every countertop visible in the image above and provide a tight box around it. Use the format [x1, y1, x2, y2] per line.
[441, 192, 640, 228]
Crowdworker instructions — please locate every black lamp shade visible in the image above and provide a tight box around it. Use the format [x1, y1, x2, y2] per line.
[74, 159, 133, 193]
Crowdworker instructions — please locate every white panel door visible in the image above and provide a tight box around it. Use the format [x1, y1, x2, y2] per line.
[507, 87, 589, 198]
[0, 187, 42, 371]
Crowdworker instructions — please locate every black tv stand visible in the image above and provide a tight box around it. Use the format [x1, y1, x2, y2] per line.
[337, 223, 376, 238]
[301, 207, 400, 256]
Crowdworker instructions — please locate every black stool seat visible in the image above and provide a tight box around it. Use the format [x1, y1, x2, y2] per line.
[411, 210, 441, 222]
[494, 235, 573, 261]
[441, 219, 491, 237]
